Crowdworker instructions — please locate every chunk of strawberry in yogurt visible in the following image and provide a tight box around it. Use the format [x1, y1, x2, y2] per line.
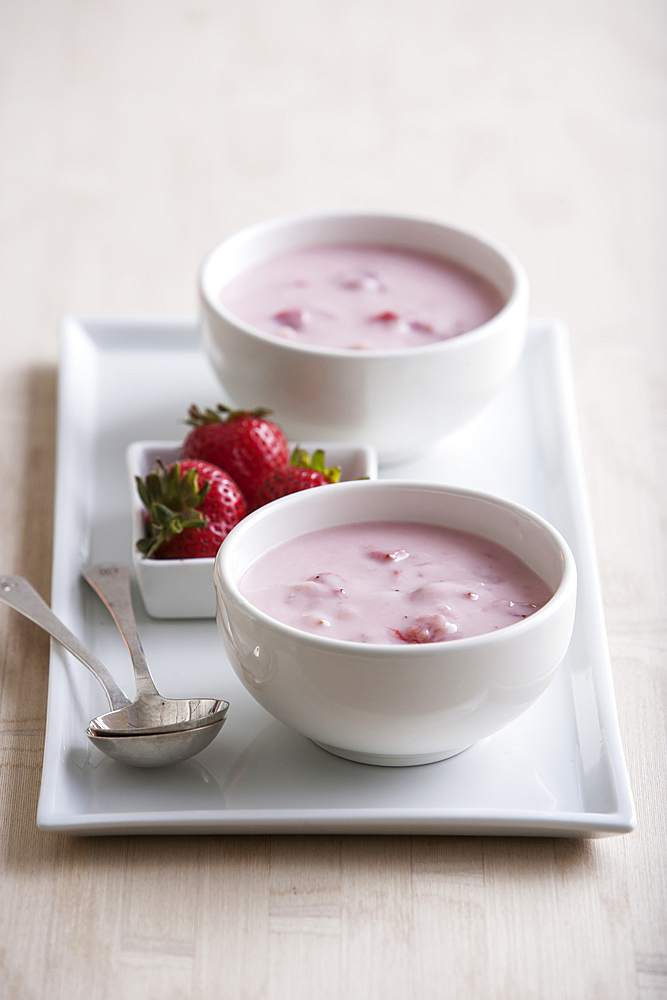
[309, 572, 346, 594]
[408, 319, 435, 334]
[394, 614, 459, 643]
[369, 312, 431, 339]
[370, 549, 410, 562]
[272, 308, 308, 331]
[369, 310, 400, 323]
[286, 572, 347, 609]
[337, 270, 384, 291]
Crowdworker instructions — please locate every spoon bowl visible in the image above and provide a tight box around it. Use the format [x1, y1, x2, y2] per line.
[87, 697, 227, 735]
[86, 717, 225, 767]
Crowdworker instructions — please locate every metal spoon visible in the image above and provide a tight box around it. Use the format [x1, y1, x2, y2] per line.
[82, 564, 227, 736]
[0, 573, 228, 767]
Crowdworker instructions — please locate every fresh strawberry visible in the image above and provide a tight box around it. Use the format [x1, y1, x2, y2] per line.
[136, 458, 247, 559]
[181, 405, 290, 508]
[253, 447, 341, 508]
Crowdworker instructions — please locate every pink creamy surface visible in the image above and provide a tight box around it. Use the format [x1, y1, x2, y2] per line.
[219, 243, 504, 350]
[239, 521, 553, 644]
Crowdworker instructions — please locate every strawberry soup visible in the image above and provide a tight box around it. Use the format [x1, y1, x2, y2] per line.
[239, 520, 552, 644]
[219, 243, 504, 350]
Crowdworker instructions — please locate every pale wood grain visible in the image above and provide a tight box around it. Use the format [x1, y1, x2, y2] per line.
[0, 0, 665, 997]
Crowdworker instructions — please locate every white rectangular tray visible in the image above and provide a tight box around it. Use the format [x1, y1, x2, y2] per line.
[37, 315, 636, 836]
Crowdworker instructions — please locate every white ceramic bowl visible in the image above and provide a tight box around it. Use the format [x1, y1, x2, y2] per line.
[199, 211, 529, 464]
[214, 480, 577, 766]
[127, 440, 378, 619]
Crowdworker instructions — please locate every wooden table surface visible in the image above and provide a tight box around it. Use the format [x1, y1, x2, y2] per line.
[0, 1, 665, 997]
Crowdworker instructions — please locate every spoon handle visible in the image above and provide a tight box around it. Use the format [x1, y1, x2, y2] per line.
[0, 575, 131, 710]
[82, 565, 161, 700]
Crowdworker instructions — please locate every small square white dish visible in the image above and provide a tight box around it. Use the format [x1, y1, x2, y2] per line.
[127, 439, 378, 618]
[36, 314, 635, 837]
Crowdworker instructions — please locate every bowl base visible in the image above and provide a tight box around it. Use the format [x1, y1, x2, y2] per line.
[312, 741, 472, 767]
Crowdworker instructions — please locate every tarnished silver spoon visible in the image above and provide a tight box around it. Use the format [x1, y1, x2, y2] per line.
[0, 573, 228, 767]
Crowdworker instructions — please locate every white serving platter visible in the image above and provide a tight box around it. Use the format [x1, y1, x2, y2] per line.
[36, 314, 636, 837]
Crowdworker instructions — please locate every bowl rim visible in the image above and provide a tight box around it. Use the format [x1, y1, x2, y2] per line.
[199, 208, 530, 361]
[214, 479, 577, 657]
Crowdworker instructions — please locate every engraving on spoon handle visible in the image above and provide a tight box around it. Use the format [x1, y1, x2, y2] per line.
[0, 575, 131, 710]
[82, 565, 161, 700]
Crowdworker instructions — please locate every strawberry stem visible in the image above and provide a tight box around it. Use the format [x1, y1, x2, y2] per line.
[135, 459, 210, 558]
[289, 446, 341, 483]
[185, 403, 273, 427]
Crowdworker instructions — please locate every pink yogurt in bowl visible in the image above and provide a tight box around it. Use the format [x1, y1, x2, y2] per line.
[239, 520, 552, 645]
[219, 242, 505, 351]
[214, 480, 576, 766]
[199, 211, 529, 464]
